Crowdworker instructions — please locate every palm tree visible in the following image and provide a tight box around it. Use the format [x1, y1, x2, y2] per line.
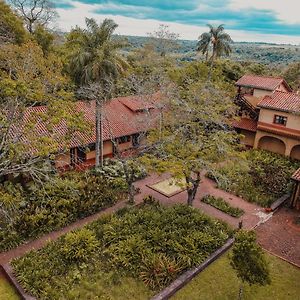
[197, 24, 233, 80]
[68, 18, 127, 167]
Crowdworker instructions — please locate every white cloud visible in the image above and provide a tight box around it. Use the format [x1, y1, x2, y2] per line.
[56, 1, 300, 44]
[229, 0, 300, 24]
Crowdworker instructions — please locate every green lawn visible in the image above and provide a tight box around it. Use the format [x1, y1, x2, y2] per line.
[173, 252, 300, 300]
[0, 276, 19, 300]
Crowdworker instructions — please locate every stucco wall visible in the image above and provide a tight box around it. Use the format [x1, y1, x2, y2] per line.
[240, 130, 255, 147]
[86, 141, 113, 159]
[253, 89, 272, 98]
[276, 83, 290, 92]
[258, 108, 300, 131]
[254, 130, 300, 158]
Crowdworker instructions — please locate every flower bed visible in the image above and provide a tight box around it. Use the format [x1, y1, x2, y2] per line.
[202, 195, 244, 218]
[12, 202, 233, 299]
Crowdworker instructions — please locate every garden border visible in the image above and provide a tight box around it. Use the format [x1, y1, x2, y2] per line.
[151, 238, 234, 300]
[0, 263, 36, 300]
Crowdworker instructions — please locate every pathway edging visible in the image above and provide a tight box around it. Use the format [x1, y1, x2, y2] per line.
[151, 238, 234, 300]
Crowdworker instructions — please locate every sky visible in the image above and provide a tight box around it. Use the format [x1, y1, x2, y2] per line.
[54, 0, 300, 44]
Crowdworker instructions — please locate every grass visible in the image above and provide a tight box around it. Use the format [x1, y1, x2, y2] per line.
[148, 177, 186, 197]
[173, 252, 300, 300]
[0, 275, 19, 300]
[202, 195, 244, 218]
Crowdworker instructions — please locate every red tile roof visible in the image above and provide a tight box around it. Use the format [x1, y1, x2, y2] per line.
[292, 168, 300, 182]
[11, 94, 161, 154]
[119, 94, 158, 111]
[235, 75, 291, 92]
[257, 91, 300, 113]
[232, 118, 257, 132]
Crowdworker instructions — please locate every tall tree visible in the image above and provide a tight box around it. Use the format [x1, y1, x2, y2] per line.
[8, 0, 58, 33]
[230, 230, 271, 299]
[0, 0, 27, 44]
[148, 24, 179, 57]
[197, 24, 233, 80]
[67, 18, 127, 167]
[143, 83, 239, 206]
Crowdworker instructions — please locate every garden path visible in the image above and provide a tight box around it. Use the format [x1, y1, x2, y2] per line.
[134, 173, 264, 229]
[0, 201, 126, 265]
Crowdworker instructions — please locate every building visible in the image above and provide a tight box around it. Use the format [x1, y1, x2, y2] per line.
[14, 94, 161, 171]
[233, 75, 300, 159]
[291, 168, 300, 210]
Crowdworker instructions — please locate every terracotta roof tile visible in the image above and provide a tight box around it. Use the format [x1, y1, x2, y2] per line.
[232, 118, 257, 132]
[235, 75, 291, 91]
[257, 91, 300, 113]
[292, 168, 300, 181]
[11, 94, 161, 154]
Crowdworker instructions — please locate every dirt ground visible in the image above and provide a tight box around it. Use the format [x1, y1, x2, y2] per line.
[256, 207, 300, 267]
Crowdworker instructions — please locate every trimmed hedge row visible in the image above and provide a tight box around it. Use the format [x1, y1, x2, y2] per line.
[202, 195, 244, 218]
[12, 202, 233, 299]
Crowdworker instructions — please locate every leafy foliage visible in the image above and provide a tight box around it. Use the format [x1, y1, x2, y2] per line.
[202, 195, 244, 218]
[209, 150, 299, 207]
[230, 230, 270, 286]
[0, 172, 123, 252]
[12, 203, 233, 298]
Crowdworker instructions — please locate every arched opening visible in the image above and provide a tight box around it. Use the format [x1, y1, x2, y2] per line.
[290, 145, 300, 160]
[258, 136, 286, 155]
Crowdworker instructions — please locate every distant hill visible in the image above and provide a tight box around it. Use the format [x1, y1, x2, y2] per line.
[121, 35, 300, 65]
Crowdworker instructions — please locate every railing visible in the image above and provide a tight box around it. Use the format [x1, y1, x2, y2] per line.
[234, 94, 259, 120]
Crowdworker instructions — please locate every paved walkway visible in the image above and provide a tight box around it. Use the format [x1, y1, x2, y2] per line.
[256, 207, 300, 267]
[134, 173, 265, 229]
[0, 201, 126, 265]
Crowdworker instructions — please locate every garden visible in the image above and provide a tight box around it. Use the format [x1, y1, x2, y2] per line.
[11, 201, 233, 299]
[202, 195, 244, 218]
[0, 159, 147, 252]
[208, 150, 300, 207]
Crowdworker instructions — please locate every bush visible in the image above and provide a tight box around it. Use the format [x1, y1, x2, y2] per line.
[0, 172, 123, 252]
[12, 204, 233, 298]
[209, 150, 299, 207]
[60, 228, 99, 263]
[202, 195, 244, 218]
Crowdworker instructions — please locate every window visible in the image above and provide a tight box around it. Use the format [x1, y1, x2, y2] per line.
[273, 115, 287, 126]
[118, 136, 131, 144]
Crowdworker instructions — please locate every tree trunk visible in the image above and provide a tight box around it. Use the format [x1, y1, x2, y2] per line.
[95, 99, 101, 167]
[186, 172, 201, 206]
[238, 284, 243, 300]
[207, 54, 215, 82]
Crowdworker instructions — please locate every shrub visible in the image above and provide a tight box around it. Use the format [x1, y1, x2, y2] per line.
[0, 173, 123, 252]
[12, 204, 233, 298]
[60, 228, 99, 263]
[202, 195, 244, 218]
[209, 150, 299, 207]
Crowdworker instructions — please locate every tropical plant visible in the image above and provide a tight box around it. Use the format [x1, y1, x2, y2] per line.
[67, 18, 127, 167]
[197, 24, 233, 80]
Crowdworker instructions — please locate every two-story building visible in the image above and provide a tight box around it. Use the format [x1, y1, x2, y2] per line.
[233, 75, 300, 160]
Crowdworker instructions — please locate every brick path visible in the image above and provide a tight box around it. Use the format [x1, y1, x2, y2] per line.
[256, 207, 300, 267]
[134, 173, 264, 229]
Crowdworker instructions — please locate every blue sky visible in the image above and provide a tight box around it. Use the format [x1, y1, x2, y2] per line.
[54, 0, 300, 44]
